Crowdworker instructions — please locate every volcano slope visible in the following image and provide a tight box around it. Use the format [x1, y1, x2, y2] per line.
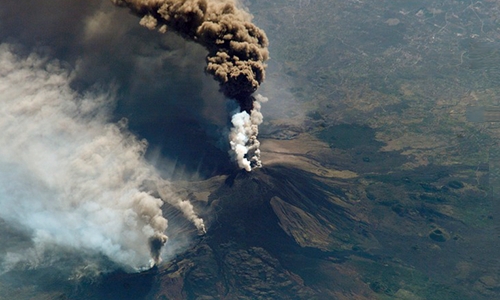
[83, 165, 376, 299]
[75, 164, 379, 300]
[158, 166, 378, 299]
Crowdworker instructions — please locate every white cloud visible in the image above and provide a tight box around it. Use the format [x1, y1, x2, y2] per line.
[0, 44, 203, 272]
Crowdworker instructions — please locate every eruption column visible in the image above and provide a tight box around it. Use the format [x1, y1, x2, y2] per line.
[111, 0, 269, 170]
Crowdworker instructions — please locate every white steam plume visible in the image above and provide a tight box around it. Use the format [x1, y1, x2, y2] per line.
[0, 44, 204, 271]
[229, 94, 267, 171]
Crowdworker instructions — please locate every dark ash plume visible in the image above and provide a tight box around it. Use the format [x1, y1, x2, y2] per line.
[111, 0, 269, 170]
[149, 233, 168, 264]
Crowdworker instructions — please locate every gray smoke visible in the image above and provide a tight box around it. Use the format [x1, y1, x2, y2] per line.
[0, 44, 204, 271]
[0, 0, 269, 280]
[111, 0, 270, 170]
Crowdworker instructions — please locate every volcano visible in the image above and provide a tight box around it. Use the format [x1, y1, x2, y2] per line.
[69, 164, 378, 299]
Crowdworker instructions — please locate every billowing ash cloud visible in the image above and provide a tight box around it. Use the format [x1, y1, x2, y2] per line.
[0, 44, 204, 271]
[111, 0, 270, 170]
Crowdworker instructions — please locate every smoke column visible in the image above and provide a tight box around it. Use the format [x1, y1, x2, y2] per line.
[0, 44, 204, 271]
[111, 0, 269, 170]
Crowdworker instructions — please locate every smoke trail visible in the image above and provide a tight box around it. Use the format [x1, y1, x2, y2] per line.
[0, 44, 203, 271]
[111, 0, 269, 170]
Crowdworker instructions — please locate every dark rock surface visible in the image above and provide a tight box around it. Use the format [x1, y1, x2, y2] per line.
[150, 166, 371, 299]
